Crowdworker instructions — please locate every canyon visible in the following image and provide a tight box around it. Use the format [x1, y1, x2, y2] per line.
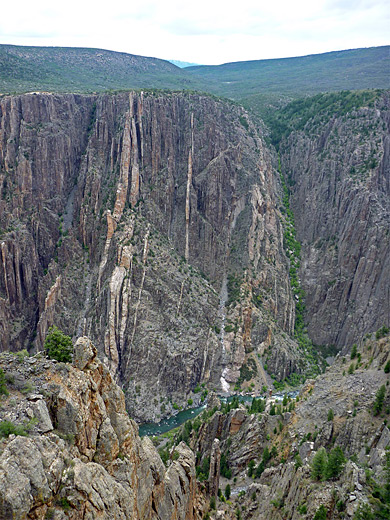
[0, 81, 389, 519]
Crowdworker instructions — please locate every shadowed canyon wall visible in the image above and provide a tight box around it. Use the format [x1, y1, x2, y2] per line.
[280, 92, 390, 347]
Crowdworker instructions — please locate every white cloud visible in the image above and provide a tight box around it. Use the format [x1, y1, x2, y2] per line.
[0, 0, 388, 64]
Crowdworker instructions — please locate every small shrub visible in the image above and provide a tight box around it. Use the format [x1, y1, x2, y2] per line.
[0, 369, 9, 396]
[376, 326, 389, 340]
[58, 497, 71, 511]
[294, 454, 303, 469]
[16, 349, 29, 362]
[313, 505, 327, 520]
[44, 326, 73, 362]
[298, 503, 307, 514]
[384, 361, 390, 374]
[0, 420, 27, 438]
[225, 483, 231, 500]
[327, 408, 334, 421]
[336, 499, 346, 512]
[351, 344, 357, 359]
[21, 382, 34, 395]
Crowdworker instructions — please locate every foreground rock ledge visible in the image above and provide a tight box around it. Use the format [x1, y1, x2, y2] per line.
[0, 337, 203, 520]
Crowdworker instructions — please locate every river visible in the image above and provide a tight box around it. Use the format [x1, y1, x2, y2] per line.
[138, 390, 300, 437]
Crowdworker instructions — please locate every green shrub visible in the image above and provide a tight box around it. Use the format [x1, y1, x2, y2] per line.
[325, 446, 346, 479]
[311, 447, 328, 480]
[58, 497, 71, 511]
[373, 385, 386, 416]
[294, 454, 303, 469]
[298, 503, 307, 514]
[313, 505, 327, 520]
[351, 344, 358, 359]
[384, 361, 390, 374]
[0, 420, 27, 438]
[0, 369, 9, 396]
[225, 483, 231, 500]
[44, 326, 73, 362]
[16, 349, 29, 361]
[376, 326, 389, 340]
[327, 408, 334, 421]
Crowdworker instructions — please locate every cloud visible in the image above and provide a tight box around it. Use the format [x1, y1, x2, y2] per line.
[0, 0, 388, 64]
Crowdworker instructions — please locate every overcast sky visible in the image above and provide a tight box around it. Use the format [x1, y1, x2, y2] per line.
[0, 0, 388, 65]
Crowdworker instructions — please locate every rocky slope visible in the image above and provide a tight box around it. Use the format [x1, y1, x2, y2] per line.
[279, 90, 390, 348]
[0, 337, 204, 519]
[0, 91, 305, 421]
[166, 331, 390, 519]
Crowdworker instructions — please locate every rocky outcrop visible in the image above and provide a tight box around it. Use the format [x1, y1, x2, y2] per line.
[174, 333, 390, 519]
[280, 92, 390, 347]
[208, 438, 221, 497]
[0, 91, 303, 421]
[0, 337, 203, 519]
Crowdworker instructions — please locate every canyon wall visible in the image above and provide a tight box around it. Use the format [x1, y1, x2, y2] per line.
[280, 92, 390, 347]
[0, 92, 299, 421]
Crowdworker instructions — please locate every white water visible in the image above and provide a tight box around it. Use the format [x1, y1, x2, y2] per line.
[219, 276, 230, 392]
[220, 368, 230, 393]
[219, 275, 228, 355]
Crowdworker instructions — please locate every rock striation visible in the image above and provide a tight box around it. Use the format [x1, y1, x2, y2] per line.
[280, 92, 390, 347]
[0, 91, 302, 421]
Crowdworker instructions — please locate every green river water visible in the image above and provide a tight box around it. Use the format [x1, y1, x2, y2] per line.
[138, 391, 299, 437]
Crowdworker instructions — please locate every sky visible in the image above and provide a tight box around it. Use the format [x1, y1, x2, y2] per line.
[0, 0, 388, 65]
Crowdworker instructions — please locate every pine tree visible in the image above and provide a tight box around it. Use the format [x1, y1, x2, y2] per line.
[373, 385, 386, 416]
[325, 446, 345, 479]
[311, 447, 328, 481]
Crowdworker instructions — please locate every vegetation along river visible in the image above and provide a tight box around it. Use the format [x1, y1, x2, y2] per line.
[138, 391, 299, 437]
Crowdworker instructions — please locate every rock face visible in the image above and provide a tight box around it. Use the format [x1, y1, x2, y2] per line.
[0, 337, 203, 519]
[280, 92, 390, 347]
[178, 333, 390, 519]
[0, 91, 303, 421]
[208, 438, 221, 497]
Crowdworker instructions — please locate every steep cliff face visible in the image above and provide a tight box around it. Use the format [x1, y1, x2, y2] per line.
[0, 93, 94, 351]
[280, 91, 390, 347]
[0, 91, 303, 421]
[0, 337, 203, 519]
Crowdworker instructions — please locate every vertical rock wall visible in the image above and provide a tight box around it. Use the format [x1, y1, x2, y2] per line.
[0, 91, 299, 421]
[280, 92, 390, 347]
